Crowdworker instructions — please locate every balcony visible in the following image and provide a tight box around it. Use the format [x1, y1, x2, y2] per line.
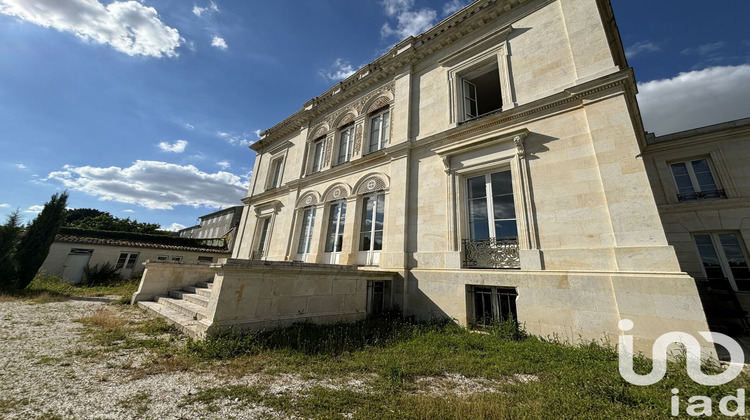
[462, 237, 520, 269]
[677, 189, 727, 202]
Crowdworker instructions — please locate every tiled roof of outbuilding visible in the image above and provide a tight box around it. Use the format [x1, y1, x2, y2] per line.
[54, 235, 230, 254]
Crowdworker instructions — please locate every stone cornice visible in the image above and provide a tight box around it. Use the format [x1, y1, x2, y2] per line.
[252, 0, 541, 151]
[645, 118, 750, 152]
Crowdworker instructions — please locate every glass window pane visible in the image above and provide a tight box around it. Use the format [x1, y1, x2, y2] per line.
[490, 171, 513, 195]
[467, 176, 486, 199]
[373, 231, 383, 251]
[380, 112, 389, 148]
[695, 234, 724, 279]
[375, 194, 385, 225]
[495, 220, 518, 239]
[719, 234, 750, 283]
[493, 194, 515, 220]
[694, 171, 717, 191]
[690, 159, 710, 173]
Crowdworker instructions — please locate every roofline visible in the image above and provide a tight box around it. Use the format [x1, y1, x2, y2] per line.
[197, 205, 244, 220]
[251, 0, 553, 151]
[646, 117, 750, 145]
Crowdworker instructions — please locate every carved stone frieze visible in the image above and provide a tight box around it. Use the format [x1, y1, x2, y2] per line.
[324, 133, 334, 165]
[353, 123, 363, 154]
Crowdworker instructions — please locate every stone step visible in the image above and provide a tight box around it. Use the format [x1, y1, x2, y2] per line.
[154, 296, 208, 321]
[196, 281, 214, 289]
[168, 290, 209, 307]
[137, 301, 206, 340]
[183, 285, 212, 298]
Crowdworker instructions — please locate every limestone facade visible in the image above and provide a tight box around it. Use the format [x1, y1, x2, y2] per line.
[231, 0, 714, 354]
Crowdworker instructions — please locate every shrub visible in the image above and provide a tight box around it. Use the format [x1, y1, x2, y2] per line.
[82, 262, 123, 286]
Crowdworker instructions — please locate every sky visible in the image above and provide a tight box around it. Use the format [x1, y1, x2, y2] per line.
[0, 0, 748, 230]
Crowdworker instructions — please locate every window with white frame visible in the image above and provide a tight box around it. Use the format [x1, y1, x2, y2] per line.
[463, 169, 519, 269]
[468, 286, 518, 327]
[669, 158, 725, 202]
[266, 157, 284, 190]
[359, 193, 385, 253]
[296, 207, 317, 255]
[253, 217, 272, 259]
[310, 137, 326, 173]
[325, 201, 347, 253]
[337, 124, 355, 164]
[367, 108, 390, 154]
[460, 61, 502, 122]
[694, 232, 750, 292]
[115, 252, 139, 269]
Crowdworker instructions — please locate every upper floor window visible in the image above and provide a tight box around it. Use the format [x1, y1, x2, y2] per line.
[337, 124, 355, 164]
[266, 157, 284, 190]
[460, 62, 502, 122]
[310, 137, 326, 173]
[368, 108, 390, 154]
[670, 158, 726, 202]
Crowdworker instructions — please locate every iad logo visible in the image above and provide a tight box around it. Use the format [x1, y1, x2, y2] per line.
[618, 319, 746, 417]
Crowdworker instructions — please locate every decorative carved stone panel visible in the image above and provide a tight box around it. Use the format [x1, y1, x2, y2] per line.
[310, 125, 328, 142]
[324, 185, 349, 202]
[324, 134, 334, 166]
[297, 192, 318, 208]
[367, 96, 390, 114]
[337, 113, 355, 128]
[356, 176, 387, 195]
[353, 123, 363, 154]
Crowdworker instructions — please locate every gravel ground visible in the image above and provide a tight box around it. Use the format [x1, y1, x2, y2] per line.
[0, 298, 295, 420]
[0, 298, 511, 420]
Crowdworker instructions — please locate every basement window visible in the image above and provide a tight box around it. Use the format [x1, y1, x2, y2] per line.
[366, 280, 391, 315]
[467, 285, 517, 327]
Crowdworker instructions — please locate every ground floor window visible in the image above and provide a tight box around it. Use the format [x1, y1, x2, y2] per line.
[694, 232, 750, 292]
[297, 207, 317, 256]
[115, 252, 139, 270]
[468, 285, 517, 327]
[366, 280, 391, 315]
[325, 201, 346, 253]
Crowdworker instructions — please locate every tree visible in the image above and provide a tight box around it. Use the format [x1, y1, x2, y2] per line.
[0, 210, 22, 291]
[13, 191, 69, 290]
[64, 208, 162, 234]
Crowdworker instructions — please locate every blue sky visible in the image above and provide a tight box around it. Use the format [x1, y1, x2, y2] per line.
[1, 0, 748, 230]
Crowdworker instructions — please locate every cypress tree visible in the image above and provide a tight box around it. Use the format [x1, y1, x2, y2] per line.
[0, 210, 22, 291]
[13, 191, 69, 290]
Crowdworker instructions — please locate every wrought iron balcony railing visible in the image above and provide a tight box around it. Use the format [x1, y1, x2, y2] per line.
[677, 189, 726, 202]
[462, 237, 520, 269]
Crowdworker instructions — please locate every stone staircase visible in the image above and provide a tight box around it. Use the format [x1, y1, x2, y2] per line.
[137, 279, 214, 339]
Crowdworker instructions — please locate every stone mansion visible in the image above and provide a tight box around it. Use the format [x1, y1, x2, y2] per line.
[134, 0, 749, 356]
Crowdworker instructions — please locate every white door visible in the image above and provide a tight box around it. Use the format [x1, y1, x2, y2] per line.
[61, 249, 93, 284]
[357, 193, 385, 266]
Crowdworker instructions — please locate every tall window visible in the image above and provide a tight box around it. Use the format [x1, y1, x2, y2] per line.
[267, 158, 283, 190]
[325, 201, 347, 253]
[468, 286, 517, 327]
[670, 159, 724, 202]
[694, 233, 750, 292]
[337, 125, 355, 164]
[367, 280, 391, 315]
[311, 138, 326, 173]
[297, 207, 316, 255]
[254, 217, 271, 259]
[467, 170, 516, 240]
[460, 62, 502, 122]
[368, 108, 389, 154]
[359, 193, 385, 253]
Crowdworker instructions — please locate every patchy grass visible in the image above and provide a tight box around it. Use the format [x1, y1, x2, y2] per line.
[118, 391, 152, 417]
[0, 272, 139, 303]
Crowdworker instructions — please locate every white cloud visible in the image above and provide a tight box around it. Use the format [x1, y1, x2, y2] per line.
[253, 129, 262, 138]
[216, 131, 253, 147]
[161, 222, 186, 232]
[216, 161, 230, 169]
[320, 58, 357, 81]
[380, 0, 437, 39]
[158, 139, 188, 153]
[123, 209, 135, 213]
[442, 0, 465, 16]
[192, 1, 218, 17]
[24, 205, 43, 214]
[0, 0, 181, 58]
[185, 123, 195, 130]
[625, 41, 660, 59]
[0, 203, 10, 208]
[45, 160, 247, 210]
[15, 163, 26, 169]
[211, 35, 228, 50]
[681, 41, 726, 56]
[637, 65, 750, 135]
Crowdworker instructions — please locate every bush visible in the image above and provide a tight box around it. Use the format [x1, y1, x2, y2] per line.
[82, 262, 123, 286]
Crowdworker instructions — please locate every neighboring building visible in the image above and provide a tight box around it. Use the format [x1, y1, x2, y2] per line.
[42, 235, 230, 283]
[643, 118, 750, 334]
[136, 0, 715, 355]
[178, 206, 243, 250]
